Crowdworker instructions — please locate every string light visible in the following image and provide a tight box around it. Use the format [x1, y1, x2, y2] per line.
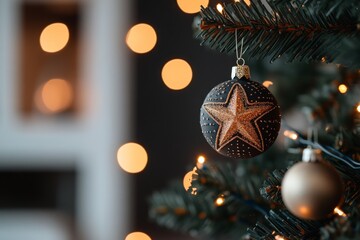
[334, 207, 347, 217]
[125, 232, 151, 240]
[35, 78, 74, 114]
[338, 84, 348, 94]
[215, 194, 225, 206]
[126, 23, 157, 54]
[272, 231, 287, 240]
[216, 3, 224, 13]
[183, 167, 198, 191]
[117, 142, 148, 173]
[275, 235, 287, 240]
[263, 80, 273, 88]
[40, 23, 69, 53]
[196, 155, 206, 168]
[284, 130, 298, 140]
[161, 59, 193, 90]
[356, 103, 360, 113]
[176, 0, 209, 14]
[234, 0, 251, 5]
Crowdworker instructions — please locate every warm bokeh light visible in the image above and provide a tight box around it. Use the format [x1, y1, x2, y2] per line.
[338, 84, 348, 94]
[334, 207, 347, 217]
[216, 3, 224, 13]
[196, 155, 206, 169]
[235, 0, 251, 6]
[161, 59, 192, 90]
[40, 23, 69, 53]
[126, 23, 157, 54]
[275, 235, 287, 240]
[215, 195, 225, 206]
[183, 170, 195, 191]
[176, 0, 209, 14]
[263, 80, 273, 88]
[197, 155, 205, 164]
[35, 78, 74, 114]
[125, 232, 151, 240]
[356, 104, 360, 113]
[117, 143, 148, 173]
[283, 130, 298, 140]
[299, 206, 310, 216]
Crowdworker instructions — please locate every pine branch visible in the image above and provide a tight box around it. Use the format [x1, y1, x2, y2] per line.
[271, 0, 360, 18]
[196, 1, 360, 66]
[148, 182, 255, 238]
[298, 67, 360, 128]
[248, 209, 331, 239]
[148, 157, 285, 239]
[249, 209, 360, 239]
[192, 159, 265, 203]
[260, 169, 286, 206]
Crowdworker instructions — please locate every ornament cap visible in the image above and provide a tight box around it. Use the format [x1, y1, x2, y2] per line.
[302, 148, 322, 162]
[231, 65, 251, 80]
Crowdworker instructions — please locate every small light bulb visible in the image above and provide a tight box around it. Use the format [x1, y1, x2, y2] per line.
[356, 104, 360, 113]
[215, 195, 225, 206]
[334, 207, 347, 217]
[283, 130, 298, 140]
[197, 155, 206, 168]
[216, 3, 224, 13]
[338, 84, 348, 94]
[275, 235, 287, 240]
[263, 80, 273, 88]
[197, 155, 205, 164]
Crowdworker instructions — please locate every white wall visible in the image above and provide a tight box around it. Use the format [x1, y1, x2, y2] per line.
[0, 0, 132, 239]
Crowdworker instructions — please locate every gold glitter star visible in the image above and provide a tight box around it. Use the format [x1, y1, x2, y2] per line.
[203, 83, 276, 152]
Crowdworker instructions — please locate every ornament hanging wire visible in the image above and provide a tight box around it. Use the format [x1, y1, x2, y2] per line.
[235, 29, 248, 66]
[307, 127, 319, 145]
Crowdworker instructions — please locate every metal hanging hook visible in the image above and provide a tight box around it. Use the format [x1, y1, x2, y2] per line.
[232, 29, 250, 80]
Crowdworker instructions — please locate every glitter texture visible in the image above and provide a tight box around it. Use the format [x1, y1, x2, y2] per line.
[204, 83, 274, 152]
[200, 77, 281, 159]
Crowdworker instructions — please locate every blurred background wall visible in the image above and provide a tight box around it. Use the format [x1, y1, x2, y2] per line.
[0, 0, 131, 239]
[0, 0, 273, 239]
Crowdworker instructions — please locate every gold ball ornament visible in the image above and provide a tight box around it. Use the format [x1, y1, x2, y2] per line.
[281, 149, 344, 220]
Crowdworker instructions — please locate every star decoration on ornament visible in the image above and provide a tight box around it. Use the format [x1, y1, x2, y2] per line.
[203, 83, 276, 152]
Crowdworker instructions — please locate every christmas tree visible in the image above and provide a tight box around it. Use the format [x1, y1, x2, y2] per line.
[149, 0, 360, 239]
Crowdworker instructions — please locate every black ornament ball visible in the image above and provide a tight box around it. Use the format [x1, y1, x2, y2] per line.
[200, 72, 281, 159]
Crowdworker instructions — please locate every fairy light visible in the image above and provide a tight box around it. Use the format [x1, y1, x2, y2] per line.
[40, 23, 69, 53]
[263, 80, 273, 88]
[275, 235, 287, 240]
[356, 103, 360, 113]
[215, 195, 225, 206]
[125, 232, 151, 240]
[283, 130, 298, 140]
[161, 59, 192, 90]
[338, 84, 348, 94]
[334, 207, 347, 217]
[216, 3, 224, 13]
[183, 167, 198, 192]
[196, 155, 206, 168]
